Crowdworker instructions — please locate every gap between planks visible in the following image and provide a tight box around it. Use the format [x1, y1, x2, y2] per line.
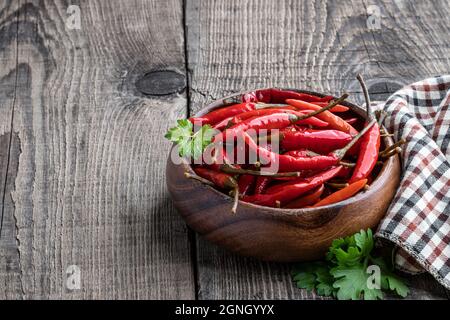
[182, 0, 200, 300]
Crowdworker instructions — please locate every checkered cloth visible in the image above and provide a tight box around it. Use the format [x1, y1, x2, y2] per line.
[373, 75, 450, 289]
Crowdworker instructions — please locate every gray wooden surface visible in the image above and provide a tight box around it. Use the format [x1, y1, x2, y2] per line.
[0, 0, 449, 299]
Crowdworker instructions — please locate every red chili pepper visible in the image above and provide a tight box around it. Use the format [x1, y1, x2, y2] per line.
[244, 132, 339, 172]
[220, 113, 326, 142]
[292, 93, 333, 103]
[234, 108, 328, 127]
[284, 185, 324, 208]
[249, 90, 272, 103]
[283, 149, 311, 157]
[238, 174, 255, 195]
[286, 99, 358, 135]
[227, 113, 298, 136]
[225, 91, 271, 104]
[194, 167, 237, 189]
[287, 110, 330, 127]
[223, 89, 332, 105]
[239, 92, 258, 103]
[348, 122, 380, 183]
[279, 128, 352, 154]
[312, 102, 349, 113]
[312, 179, 367, 207]
[243, 119, 376, 172]
[233, 108, 295, 122]
[257, 88, 333, 103]
[241, 166, 342, 207]
[189, 103, 256, 126]
[253, 143, 273, 194]
[334, 165, 353, 179]
[254, 176, 270, 194]
[277, 149, 321, 181]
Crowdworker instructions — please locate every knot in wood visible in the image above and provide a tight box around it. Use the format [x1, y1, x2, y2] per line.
[136, 70, 185, 96]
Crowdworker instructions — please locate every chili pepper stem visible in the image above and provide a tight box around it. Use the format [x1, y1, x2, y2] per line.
[340, 160, 356, 168]
[356, 74, 372, 119]
[255, 103, 290, 109]
[293, 93, 349, 121]
[220, 164, 302, 177]
[184, 172, 215, 186]
[380, 147, 402, 159]
[379, 139, 406, 156]
[304, 150, 320, 157]
[327, 182, 350, 189]
[231, 187, 239, 214]
[333, 118, 377, 159]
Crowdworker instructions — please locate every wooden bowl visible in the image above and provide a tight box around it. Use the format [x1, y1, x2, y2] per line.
[166, 88, 400, 262]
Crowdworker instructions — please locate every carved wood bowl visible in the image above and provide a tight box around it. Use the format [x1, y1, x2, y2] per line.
[166, 89, 401, 262]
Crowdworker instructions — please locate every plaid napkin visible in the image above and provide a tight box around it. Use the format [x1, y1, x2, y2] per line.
[372, 75, 450, 289]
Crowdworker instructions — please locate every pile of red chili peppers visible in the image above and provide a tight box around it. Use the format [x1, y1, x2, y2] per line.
[178, 82, 400, 213]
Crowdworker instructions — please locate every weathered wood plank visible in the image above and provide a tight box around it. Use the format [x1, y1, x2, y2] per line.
[355, 0, 450, 104]
[0, 0, 194, 299]
[185, 0, 449, 299]
[196, 241, 323, 299]
[0, 0, 24, 299]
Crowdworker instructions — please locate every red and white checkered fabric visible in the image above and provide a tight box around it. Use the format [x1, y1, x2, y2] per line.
[373, 75, 450, 289]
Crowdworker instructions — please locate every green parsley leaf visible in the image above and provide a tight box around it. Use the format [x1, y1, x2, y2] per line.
[383, 273, 409, 297]
[292, 262, 321, 291]
[333, 246, 363, 266]
[165, 119, 193, 143]
[292, 229, 410, 300]
[327, 235, 361, 266]
[331, 265, 384, 300]
[293, 271, 317, 291]
[354, 229, 374, 257]
[292, 261, 336, 297]
[371, 254, 410, 298]
[315, 266, 335, 297]
[165, 120, 217, 159]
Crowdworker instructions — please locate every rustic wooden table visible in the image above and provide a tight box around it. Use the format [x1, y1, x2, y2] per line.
[0, 0, 449, 299]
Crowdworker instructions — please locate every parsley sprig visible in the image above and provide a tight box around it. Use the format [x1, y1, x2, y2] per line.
[292, 229, 409, 300]
[165, 119, 217, 159]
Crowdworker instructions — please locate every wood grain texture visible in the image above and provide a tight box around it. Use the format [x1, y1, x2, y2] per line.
[185, 0, 450, 299]
[0, 0, 26, 299]
[0, 0, 194, 299]
[358, 0, 450, 99]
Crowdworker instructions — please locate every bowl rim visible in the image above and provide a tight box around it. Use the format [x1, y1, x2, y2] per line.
[177, 87, 398, 216]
